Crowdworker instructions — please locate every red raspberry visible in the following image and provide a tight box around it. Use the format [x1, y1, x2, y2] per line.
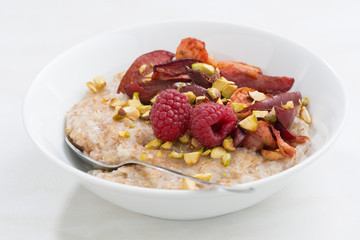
[189, 103, 237, 147]
[150, 89, 192, 141]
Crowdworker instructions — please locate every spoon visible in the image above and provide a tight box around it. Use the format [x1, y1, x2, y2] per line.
[65, 136, 254, 193]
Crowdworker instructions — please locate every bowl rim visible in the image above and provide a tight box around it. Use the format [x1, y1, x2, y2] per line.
[23, 20, 348, 195]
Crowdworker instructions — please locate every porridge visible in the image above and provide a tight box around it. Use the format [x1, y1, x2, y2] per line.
[66, 38, 312, 190]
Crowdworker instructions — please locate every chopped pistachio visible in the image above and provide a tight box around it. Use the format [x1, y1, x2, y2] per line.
[109, 97, 126, 107]
[212, 77, 234, 92]
[102, 98, 109, 103]
[281, 101, 294, 110]
[123, 106, 140, 120]
[179, 132, 190, 144]
[176, 83, 185, 91]
[145, 138, 162, 149]
[168, 151, 184, 159]
[145, 72, 153, 78]
[261, 149, 284, 161]
[221, 98, 228, 104]
[302, 97, 309, 106]
[249, 90, 266, 102]
[86, 82, 97, 93]
[210, 146, 227, 159]
[300, 106, 312, 124]
[239, 113, 258, 132]
[253, 110, 269, 119]
[160, 141, 173, 150]
[140, 110, 150, 120]
[264, 107, 277, 122]
[202, 149, 212, 157]
[216, 98, 223, 105]
[222, 136, 236, 151]
[129, 125, 135, 129]
[119, 131, 130, 138]
[139, 64, 147, 74]
[183, 178, 197, 190]
[207, 88, 221, 100]
[190, 137, 201, 149]
[184, 91, 196, 104]
[141, 78, 151, 83]
[144, 120, 150, 124]
[112, 106, 126, 120]
[231, 102, 247, 113]
[195, 96, 206, 103]
[221, 84, 238, 98]
[221, 153, 231, 166]
[93, 75, 106, 89]
[150, 94, 159, 104]
[137, 105, 152, 114]
[127, 92, 142, 108]
[139, 154, 147, 161]
[155, 150, 163, 158]
[193, 173, 212, 181]
[184, 152, 201, 165]
[191, 63, 215, 76]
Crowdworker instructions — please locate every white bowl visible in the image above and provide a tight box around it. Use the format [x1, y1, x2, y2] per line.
[23, 21, 347, 220]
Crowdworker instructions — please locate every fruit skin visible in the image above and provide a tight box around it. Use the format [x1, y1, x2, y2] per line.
[189, 103, 237, 147]
[150, 89, 192, 142]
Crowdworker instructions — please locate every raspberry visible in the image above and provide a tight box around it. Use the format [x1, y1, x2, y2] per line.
[189, 103, 237, 147]
[150, 89, 192, 141]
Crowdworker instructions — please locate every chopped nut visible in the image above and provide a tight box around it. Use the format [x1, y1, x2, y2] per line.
[150, 94, 159, 104]
[123, 106, 140, 120]
[249, 90, 266, 102]
[102, 98, 109, 103]
[127, 92, 142, 108]
[140, 110, 150, 120]
[282, 101, 294, 110]
[139, 154, 147, 161]
[119, 131, 130, 138]
[112, 106, 127, 120]
[184, 152, 201, 165]
[86, 82, 97, 93]
[156, 151, 162, 157]
[253, 110, 269, 119]
[206, 88, 221, 100]
[193, 173, 212, 181]
[190, 138, 201, 149]
[302, 97, 309, 106]
[179, 132, 190, 144]
[210, 146, 227, 159]
[139, 64, 147, 74]
[222, 136, 236, 151]
[168, 151, 184, 159]
[300, 106, 312, 124]
[264, 107, 277, 122]
[212, 77, 234, 91]
[183, 178, 197, 190]
[221, 153, 231, 166]
[160, 141, 173, 150]
[184, 91, 196, 104]
[191, 63, 215, 76]
[110, 98, 126, 107]
[93, 75, 106, 89]
[129, 125, 135, 129]
[231, 102, 247, 113]
[145, 72, 153, 78]
[239, 113, 258, 132]
[145, 138, 162, 149]
[137, 105, 152, 114]
[216, 98, 223, 105]
[221, 85, 238, 99]
[195, 96, 206, 103]
[202, 149, 212, 157]
[261, 149, 284, 160]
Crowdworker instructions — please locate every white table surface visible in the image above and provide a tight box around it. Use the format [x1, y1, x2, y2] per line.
[2, 0, 359, 239]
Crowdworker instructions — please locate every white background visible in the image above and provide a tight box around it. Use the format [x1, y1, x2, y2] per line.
[1, 0, 359, 239]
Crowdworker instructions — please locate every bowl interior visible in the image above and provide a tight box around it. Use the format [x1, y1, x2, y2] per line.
[24, 21, 346, 182]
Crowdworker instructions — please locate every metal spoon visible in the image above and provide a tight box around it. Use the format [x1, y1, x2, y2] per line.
[65, 137, 254, 193]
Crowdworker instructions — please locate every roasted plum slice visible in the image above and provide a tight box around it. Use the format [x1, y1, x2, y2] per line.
[152, 58, 200, 81]
[186, 68, 212, 88]
[246, 91, 302, 112]
[274, 106, 297, 129]
[218, 61, 294, 95]
[117, 50, 174, 94]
